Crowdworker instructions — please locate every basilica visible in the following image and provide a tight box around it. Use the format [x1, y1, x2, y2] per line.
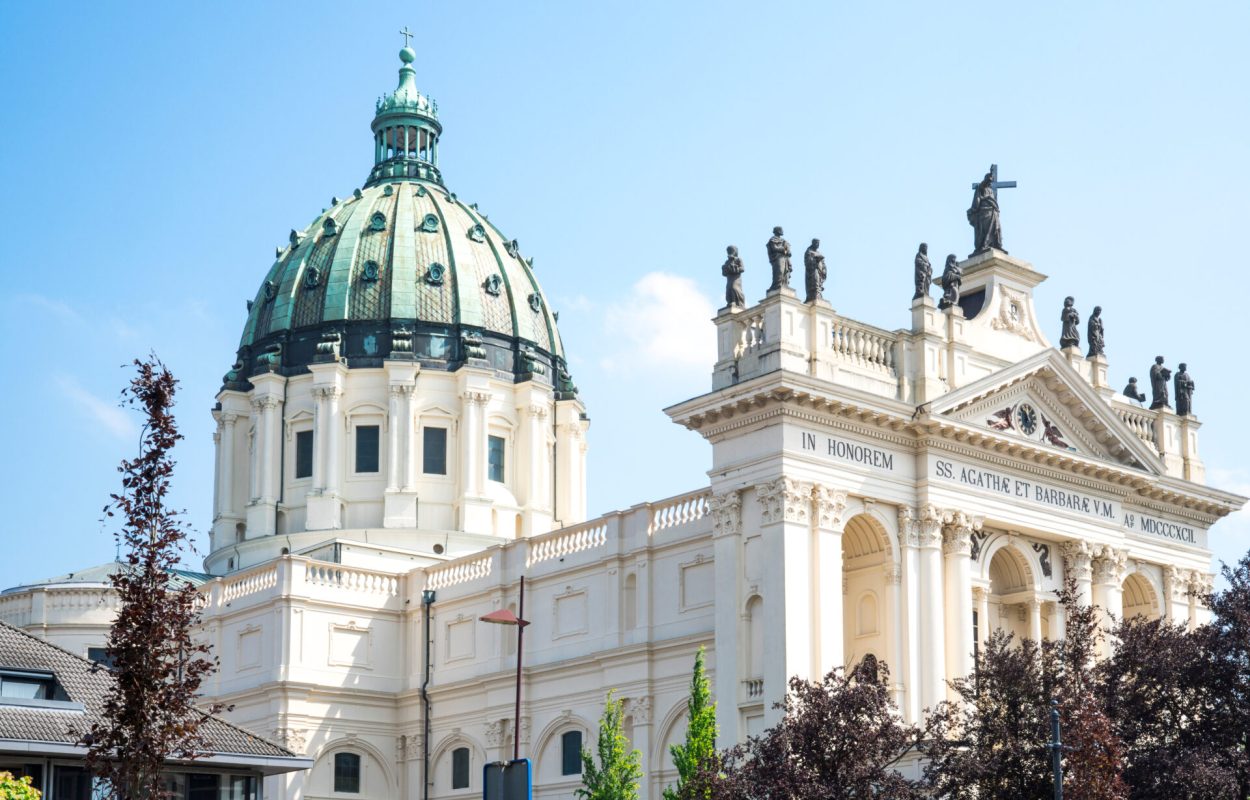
[1, 42, 1244, 800]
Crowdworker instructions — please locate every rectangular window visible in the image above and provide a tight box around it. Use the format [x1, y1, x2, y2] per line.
[0, 671, 54, 700]
[488, 435, 505, 483]
[423, 427, 447, 475]
[334, 752, 361, 793]
[561, 730, 583, 776]
[451, 747, 470, 790]
[355, 425, 380, 473]
[295, 430, 314, 479]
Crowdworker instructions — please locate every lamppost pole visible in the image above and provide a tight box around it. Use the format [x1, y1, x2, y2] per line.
[513, 575, 525, 763]
[1050, 698, 1063, 800]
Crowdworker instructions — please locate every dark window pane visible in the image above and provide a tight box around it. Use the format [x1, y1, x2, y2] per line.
[55, 765, 91, 800]
[188, 773, 220, 800]
[295, 430, 314, 479]
[355, 425, 380, 473]
[424, 427, 447, 475]
[488, 435, 505, 483]
[561, 730, 583, 776]
[334, 752, 361, 793]
[87, 647, 115, 670]
[451, 746, 470, 789]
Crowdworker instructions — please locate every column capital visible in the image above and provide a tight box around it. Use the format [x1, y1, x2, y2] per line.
[462, 390, 492, 405]
[942, 527, 972, 557]
[813, 485, 848, 531]
[897, 507, 918, 547]
[942, 509, 983, 535]
[313, 385, 342, 401]
[755, 477, 814, 525]
[251, 396, 281, 411]
[883, 562, 902, 585]
[1092, 547, 1128, 586]
[524, 403, 550, 419]
[916, 504, 944, 549]
[220, 412, 239, 426]
[709, 490, 742, 538]
[388, 384, 415, 398]
[1061, 540, 1093, 580]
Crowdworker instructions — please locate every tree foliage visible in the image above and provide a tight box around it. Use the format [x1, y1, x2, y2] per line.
[82, 357, 221, 799]
[693, 661, 930, 800]
[665, 647, 717, 800]
[577, 690, 643, 800]
[0, 771, 41, 800]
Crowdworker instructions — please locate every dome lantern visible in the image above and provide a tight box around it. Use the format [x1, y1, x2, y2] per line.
[366, 31, 443, 187]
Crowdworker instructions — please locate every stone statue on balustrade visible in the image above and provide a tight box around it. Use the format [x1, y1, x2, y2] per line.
[804, 238, 827, 303]
[721, 245, 745, 309]
[1175, 363, 1195, 416]
[913, 242, 931, 301]
[938, 255, 962, 310]
[968, 171, 1004, 254]
[1122, 377, 1146, 403]
[767, 226, 792, 292]
[1059, 296, 1081, 350]
[1149, 356, 1172, 410]
[1087, 306, 1105, 357]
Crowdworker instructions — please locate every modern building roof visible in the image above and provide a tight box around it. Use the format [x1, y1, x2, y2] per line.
[0, 621, 309, 775]
[2, 561, 212, 595]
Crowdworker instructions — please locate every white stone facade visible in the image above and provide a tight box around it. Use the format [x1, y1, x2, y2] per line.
[6, 249, 1242, 799]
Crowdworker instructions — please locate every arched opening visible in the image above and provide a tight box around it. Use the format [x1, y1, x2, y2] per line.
[842, 514, 890, 670]
[984, 544, 1049, 641]
[1122, 572, 1161, 620]
[745, 595, 764, 680]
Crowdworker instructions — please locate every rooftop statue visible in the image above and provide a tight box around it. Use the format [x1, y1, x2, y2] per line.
[1059, 296, 1080, 350]
[1149, 356, 1172, 410]
[913, 243, 931, 301]
[767, 227, 792, 292]
[1122, 377, 1146, 403]
[1087, 306, 1105, 357]
[938, 255, 962, 310]
[1175, 363, 1195, 416]
[804, 239, 827, 303]
[721, 245, 745, 309]
[968, 170, 1005, 254]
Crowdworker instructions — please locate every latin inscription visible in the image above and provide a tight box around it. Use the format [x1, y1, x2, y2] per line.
[932, 457, 1118, 521]
[801, 431, 895, 471]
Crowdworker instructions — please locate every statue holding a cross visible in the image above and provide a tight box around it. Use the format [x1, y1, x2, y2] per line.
[967, 164, 1014, 255]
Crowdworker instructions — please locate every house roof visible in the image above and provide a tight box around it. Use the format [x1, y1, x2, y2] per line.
[0, 621, 307, 773]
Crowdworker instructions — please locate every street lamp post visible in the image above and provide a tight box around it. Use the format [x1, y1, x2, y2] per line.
[480, 575, 530, 762]
[1050, 698, 1064, 800]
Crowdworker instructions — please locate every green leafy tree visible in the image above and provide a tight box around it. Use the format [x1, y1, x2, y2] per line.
[577, 690, 643, 800]
[0, 771, 41, 800]
[665, 647, 718, 800]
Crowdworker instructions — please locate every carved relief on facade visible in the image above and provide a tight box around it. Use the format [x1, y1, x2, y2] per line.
[622, 695, 652, 725]
[1061, 540, 1093, 582]
[940, 509, 983, 556]
[709, 490, 742, 538]
[813, 485, 848, 531]
[1091, 547, 1128, 586]
[755, 477, 814, 525]
[916, 504, 944, 548]
[271, 727, 307, 754]
[989, 285, 1038, 341]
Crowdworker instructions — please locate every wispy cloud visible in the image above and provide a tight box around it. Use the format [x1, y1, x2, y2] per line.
[13, 293, 84, 325]
[56, 375, 136, 440]
[599, 272, 716, 375]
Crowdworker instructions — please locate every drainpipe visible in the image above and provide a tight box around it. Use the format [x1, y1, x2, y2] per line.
[421, 589, 436, 800]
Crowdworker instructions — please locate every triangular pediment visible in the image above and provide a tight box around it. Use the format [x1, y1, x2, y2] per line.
[929, 350, 1163, 474]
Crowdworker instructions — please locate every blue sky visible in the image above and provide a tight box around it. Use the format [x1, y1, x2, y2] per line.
[2, 2, 1248, 590]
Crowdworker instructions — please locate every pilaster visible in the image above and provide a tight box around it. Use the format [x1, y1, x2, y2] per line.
[813, 485, 847, 678]
[245, 372, 286, 538]
[383, 360, 419, 528]
[1061, 540, 1093, 607]
[708, 489, 743, 749]
[916, 504, 946, 710]
[897, 507, 923, 724]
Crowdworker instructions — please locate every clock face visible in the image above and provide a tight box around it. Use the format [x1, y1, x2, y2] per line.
[1016, 403, 1038, 435]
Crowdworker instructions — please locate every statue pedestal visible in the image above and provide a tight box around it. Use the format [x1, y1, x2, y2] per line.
[910, 296, 942, 336]
[1086, 354, 1112, 398]
[1062, 346, 1086, 379]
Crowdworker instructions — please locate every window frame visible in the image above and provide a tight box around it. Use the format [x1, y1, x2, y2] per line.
[354, 424, 381, 474]
[450, 746, 470, 790]
[560, 730, 583, 776]
[423, 425, 449, 476]
[487, 434, 506, 484]
[293, 428, 314, 481]
[333, 751, 361, 794]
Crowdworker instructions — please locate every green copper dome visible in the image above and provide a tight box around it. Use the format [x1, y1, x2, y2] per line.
[227, 46, 573, 396]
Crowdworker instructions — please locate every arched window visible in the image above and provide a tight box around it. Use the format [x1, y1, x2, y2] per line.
[334, 752, 361, 793]
[451, 746, 470, 790]
[561, 730, 583, 776]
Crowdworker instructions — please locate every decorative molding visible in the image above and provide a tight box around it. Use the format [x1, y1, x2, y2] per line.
[970, 530, 989, 561]
[916, 504, 944, 548]
[897, 507, 919, 547]
[755, 477, 813, 525]
[622, 696, 652, 725]
[709, 490, 742, 538]
[1061, 540, 1093, 582]
[271, 727, 307, 754]
[989, 285, 1038, 341]
[1091, 547, 1128, 585]
[813, 485, 848, 530]
[1031, 543, 1053, 578]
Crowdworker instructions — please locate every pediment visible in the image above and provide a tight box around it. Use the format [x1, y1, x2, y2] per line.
[930, 350, 1162, 474]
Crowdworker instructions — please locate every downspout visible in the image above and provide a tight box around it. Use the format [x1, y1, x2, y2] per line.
[421, 589, 436, 800]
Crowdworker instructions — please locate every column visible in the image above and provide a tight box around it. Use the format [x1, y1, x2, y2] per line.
[1028, 599, 1043, 642]
[1163, 565, 1190, 626]
[247, 402, 261, 502]
[1048, 599, 1065, 640]
[312, 388, 329, 493]
[324, 387, 342, 497]
[709, 489, 743, 748]
[885, 561, 904, 711]
[973, 587, 990, 654]
[259, 397, 279, 503]
[917, 505, 946, 710]
[756, 477, 816, 727]
[942, 510, 979, 688]
[211, 421, 222, 523]
[403, 387, 417, 490]
[898, 509, 922, 724]
[1061, 541, 1093, 607]
[1092, 548, 1126, 653]
[220, 414, 237, 516]
[387, 386, 402, 492]
[814, 485, 847, 677]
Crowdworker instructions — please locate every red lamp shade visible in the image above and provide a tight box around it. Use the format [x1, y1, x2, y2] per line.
[479, 609, 530, 627]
